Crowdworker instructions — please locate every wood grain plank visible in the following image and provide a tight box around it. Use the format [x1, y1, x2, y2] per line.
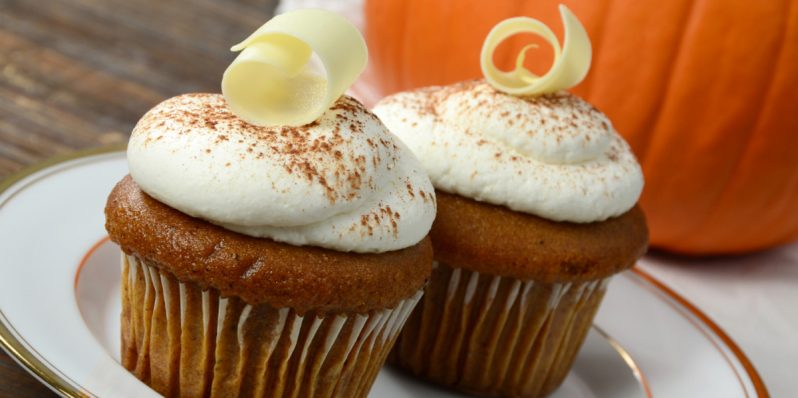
[0, 349, 58, 398]
[0, 29, 165, 131]
[0, 0, 276, 179]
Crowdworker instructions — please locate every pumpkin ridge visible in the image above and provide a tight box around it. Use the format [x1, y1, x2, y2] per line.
[636, 0, 700, 163]
[750, 170, 798, 251]
[636, 1, 721, 247]
[578, 0, 612, 99]
[691, 0, 793, 250]
[770, 172, 798, 245]
[653, 0, 795, 252]
[435, 2, 456, 83]
[396, 2, 413, 94]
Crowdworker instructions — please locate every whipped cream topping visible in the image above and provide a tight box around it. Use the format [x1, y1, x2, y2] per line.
[127, 93, 436, 253]
[373, 81, 643, 223]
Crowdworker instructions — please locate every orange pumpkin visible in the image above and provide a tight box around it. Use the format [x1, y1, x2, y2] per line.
[365, 0, 798, 255]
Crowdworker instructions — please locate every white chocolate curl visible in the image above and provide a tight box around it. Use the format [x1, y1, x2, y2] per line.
[222, 9, 368, 126]
[480, 5, 591, 96]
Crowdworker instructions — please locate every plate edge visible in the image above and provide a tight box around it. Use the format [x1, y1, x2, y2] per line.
[0, 146, 125, 398]
[630, 267, 770, 398]
[0, 315, 90, 398]
[0, 147, 770, 398]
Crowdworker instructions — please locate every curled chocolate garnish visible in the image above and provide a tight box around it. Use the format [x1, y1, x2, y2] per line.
[480, 5, 591, 96]
[222, 9, 367, 127]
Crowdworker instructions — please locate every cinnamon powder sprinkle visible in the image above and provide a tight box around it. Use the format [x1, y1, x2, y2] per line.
[133, 93, 433, 245]
[134, 94, 417, 205]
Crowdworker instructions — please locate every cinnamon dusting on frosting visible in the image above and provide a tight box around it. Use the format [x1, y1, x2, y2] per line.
[379, 81, 614, 160]
[373, 80, 643, 223]
[136, 94, 406, 205]
[128, 93, 436, 252]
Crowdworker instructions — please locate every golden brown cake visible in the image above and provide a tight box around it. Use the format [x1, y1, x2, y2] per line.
[106, 176, 432, 314]
[106, 177, 433, 397]
[389, 192, 646, 397]
[104, 10, 439, 397]
[106, 91, 437, 397]
[374, 77, 648, 397]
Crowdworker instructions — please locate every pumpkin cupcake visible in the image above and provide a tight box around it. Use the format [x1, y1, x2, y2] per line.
[104, 10, 436, 398]
[372, 7, 647, 397]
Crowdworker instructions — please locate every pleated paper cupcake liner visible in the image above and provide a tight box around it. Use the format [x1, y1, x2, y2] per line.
[121, 254, 421, 398]
[389, 262, 609, 397]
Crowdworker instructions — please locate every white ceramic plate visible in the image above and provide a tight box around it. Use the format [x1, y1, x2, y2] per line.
[0, 149, 768, 398]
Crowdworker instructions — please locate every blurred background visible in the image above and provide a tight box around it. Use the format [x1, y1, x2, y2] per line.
[1, 0, 796, 396]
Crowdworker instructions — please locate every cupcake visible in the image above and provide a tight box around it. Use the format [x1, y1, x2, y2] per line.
[104, 10, 437, 398]
[372, 8, 647, 397]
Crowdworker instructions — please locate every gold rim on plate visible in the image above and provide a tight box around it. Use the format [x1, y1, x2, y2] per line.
[629, 268, 769, 397]
[0, 146, 126, 398]
[0, 147, 769, 398]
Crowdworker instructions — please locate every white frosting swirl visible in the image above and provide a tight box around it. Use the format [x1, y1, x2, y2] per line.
[373, 81, 643, 223]
[127, 93, 436, 253]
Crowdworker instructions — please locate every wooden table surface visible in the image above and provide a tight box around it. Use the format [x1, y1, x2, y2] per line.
[0, 0, 277, 395]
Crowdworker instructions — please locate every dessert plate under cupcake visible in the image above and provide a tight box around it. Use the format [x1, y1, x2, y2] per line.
[0, 148, 768, 398]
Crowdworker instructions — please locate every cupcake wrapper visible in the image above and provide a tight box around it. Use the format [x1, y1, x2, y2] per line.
[121, 254, 421, 398]
[390, 263, 609, 397]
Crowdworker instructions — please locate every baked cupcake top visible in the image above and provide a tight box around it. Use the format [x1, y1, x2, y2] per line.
[127, 9, 435, 253]
[373, 81, 643, 223]
[373, 7, 642, 223]
[127, 93, 435, 253]
[106, 175, 432, 313]
[108, 10, 436, 312]
[372, 7, 646, 280]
